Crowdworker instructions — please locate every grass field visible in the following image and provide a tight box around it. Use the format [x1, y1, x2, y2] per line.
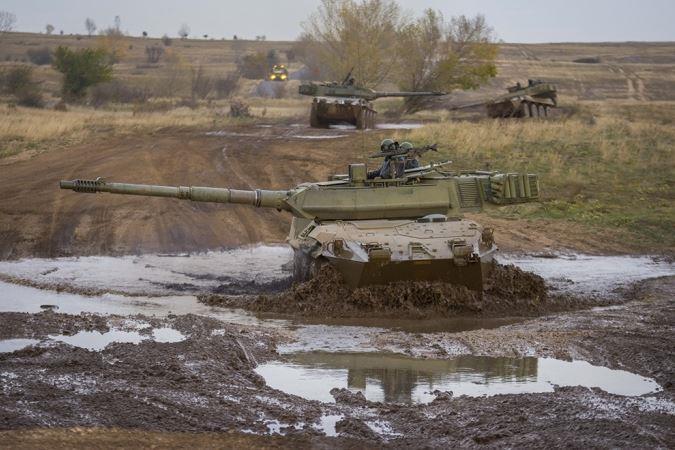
[1, 32, 674, 253]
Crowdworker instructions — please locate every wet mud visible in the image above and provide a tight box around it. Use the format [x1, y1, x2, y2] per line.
[199, 263, 596, 319]
[1, 277, 674, 447]
[0, 251, 673, 447]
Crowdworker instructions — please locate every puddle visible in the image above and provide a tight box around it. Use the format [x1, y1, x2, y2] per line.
[0, 338, 40, 353]
[315, 414, 343, 436]
[292, 134, 349, 139]
[49, 327, 186, 351]
[256, 352, 661, 404]
[497, 254, 674, 296]
[0, 245, 292, 296]
[50, 329, 146, 351]
[375, 123, 424, 130]
[152, 327, 186, 343]
[0, 281, 282, 328]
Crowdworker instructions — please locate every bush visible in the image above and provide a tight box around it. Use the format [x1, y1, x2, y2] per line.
[0, 65, 44, 108]
[2, 65, 32, 94]
[53, 46, 113, 99]
[214, 72, 240, 98]
[89, 80, 148, 107]
[16, 87, 44, 108]
[145, 45, 164, 63]
[26, 47, 53, 65]
[229, 99, 251, 117]
[161, 34, 172, 46]
[190, 65, 212, 100]
[236, 51, 269, 79]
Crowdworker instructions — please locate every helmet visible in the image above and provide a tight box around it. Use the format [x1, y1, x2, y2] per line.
[400, 141, 413, 151]
[380, 139, 394, 151]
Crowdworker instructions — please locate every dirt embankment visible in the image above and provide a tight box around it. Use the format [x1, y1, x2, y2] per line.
[200, 263, 600, 319]
[0, 126, 363, 260]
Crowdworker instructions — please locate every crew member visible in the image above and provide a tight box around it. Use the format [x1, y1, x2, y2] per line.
[367, 139, 400, 179]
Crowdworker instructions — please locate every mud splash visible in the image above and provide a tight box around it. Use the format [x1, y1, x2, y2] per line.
[200, 263, 558, 319]
[256, 352, 662, 404]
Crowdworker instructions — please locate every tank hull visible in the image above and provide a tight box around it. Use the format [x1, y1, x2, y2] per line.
[310, 97, 376, 129]
[289, 217, 496, 291]
[326, 255, 493, 291]
[486, 99, 553, 118]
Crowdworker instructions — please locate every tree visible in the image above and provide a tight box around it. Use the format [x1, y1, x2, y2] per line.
[142, 31, 148, 38]
[85, 18, 96, 36]
[0, 10, 16, 34]
[301, 0, 402, 87]
[394, 11, 497, 113]
[178, 23, 190, 39]
[98, 22, 127, 64]
[45, 24, 54, 35]
[52, 46, 113, 99]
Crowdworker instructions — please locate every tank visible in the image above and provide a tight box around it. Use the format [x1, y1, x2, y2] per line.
[59, 161, 539, 291]
[453, 80, 558, 118]
[299, 70, 445, 129]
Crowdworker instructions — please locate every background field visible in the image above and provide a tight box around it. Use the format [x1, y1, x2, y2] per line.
[0, 33, 673, 258]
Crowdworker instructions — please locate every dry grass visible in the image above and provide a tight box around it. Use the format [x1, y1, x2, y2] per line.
[395, 106, 674, 248]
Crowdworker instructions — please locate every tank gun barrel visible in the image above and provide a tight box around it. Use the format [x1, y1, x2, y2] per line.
[371, 91, 445, 99]
[59, 179, 291, 210]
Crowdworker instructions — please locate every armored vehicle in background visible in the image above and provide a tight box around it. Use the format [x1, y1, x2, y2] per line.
[299, 71, 445, 129]
[60, 159, 539, 291]
[454, 80, 558, 118]
[268, 64, 288, 81]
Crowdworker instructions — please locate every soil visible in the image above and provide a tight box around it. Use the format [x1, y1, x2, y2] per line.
[0, 125, 656, 261]
[199, 263, 597, 319]
[1, 276, 673, 447]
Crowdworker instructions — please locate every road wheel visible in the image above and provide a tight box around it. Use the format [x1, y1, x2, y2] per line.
[310, 103, 320, 128]
[356, 108, 366, 129]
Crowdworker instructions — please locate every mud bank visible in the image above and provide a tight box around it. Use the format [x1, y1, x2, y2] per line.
[199, 263, 598, 319]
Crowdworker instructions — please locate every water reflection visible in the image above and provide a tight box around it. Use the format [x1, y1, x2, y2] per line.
[256, 352, 660, 403]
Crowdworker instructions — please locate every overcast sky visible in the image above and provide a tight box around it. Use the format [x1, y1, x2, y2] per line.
[3, 0, 674, 43]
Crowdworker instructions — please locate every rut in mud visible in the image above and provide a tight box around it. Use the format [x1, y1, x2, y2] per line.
[199, 262, 593, 319]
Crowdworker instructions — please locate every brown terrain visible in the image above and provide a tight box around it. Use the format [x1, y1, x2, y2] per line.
[1, 33, 674, 448]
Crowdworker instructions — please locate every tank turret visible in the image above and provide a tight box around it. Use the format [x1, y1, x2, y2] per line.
[60, 160, 539, 291]
[299, 71, 445, 129]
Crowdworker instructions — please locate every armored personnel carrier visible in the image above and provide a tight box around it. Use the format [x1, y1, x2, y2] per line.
[454, 80, 558, 118]
[60, 158, 539, 291]
[299, 70, 445, 129]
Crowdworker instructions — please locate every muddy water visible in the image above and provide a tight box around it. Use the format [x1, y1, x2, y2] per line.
[256, 352, 662, 404]
[0, 338, 40, 353]
[0, 250, 673, 342]
[497, 254, 674, 296]
[2, 248, 671, 299]
[0, 245, 292, 296]
[0, 326, 186, 352]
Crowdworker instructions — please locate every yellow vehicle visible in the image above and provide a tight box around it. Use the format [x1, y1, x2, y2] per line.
[269, 64, 288, 81]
